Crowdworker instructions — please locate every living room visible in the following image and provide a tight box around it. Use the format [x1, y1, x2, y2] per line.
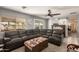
[0, 6, 79, 52]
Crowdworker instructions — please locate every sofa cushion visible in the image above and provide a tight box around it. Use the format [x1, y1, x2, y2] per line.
[4, 37, 11, 43]
[18, 30, 27, 37]
[21, 36, 30, 41]
[4, 38, 23, 46]
[5, 31, 19, 38]
[48, 36, 62, 46]
[33, 29, 40, 34]
[40, 29, 47, 35]
[53, 30, 64, 35]
[49, 36, 61, 41]
[8, 38, 23, 43]
[4, 38, 24, 51]
[10, 35, 19, 39]
[26, 30, 31, 35]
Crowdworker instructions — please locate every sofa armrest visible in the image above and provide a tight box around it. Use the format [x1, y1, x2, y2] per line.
[3, 37, 11, 43]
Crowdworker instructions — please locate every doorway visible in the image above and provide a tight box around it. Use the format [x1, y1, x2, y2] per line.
[70, 15, 77, 33]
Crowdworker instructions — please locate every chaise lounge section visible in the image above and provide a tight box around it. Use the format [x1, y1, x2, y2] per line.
[4, 30, 41, 51]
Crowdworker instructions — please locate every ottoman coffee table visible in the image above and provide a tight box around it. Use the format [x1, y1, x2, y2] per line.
[24, 37, 48, 52]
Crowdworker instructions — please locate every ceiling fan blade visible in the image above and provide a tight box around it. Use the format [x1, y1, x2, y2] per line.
[51, 13, 60, 15]
[47, 9, 60, 17]
[48, 13, 51, 16]
[47, 13, 60, 17]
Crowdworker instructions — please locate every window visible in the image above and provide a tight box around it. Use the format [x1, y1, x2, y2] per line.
[0, 16, 26, 31]
[34, 19, 45, 29]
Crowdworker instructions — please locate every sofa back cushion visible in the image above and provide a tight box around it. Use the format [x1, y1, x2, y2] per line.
[5, 31, 19, 39]
[26, 30, 33, 35]
[53, 29, 64, 35]
[33, 29, 40, 34]
[40, 29, 47, 35]
[18, 30, 26, 37]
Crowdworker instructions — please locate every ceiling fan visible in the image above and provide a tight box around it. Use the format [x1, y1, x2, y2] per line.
[47, 9, 60, 17]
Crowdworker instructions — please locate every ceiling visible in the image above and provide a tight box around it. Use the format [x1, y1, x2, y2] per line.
[2, 6, 79, 19]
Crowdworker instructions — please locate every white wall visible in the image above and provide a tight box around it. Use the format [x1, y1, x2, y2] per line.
[48, 18, 52, 29]
[0, 7, 48, 29]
